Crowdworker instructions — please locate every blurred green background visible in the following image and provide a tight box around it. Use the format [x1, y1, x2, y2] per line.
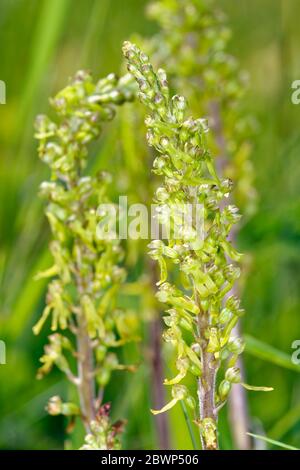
[0, 0, 300, 450]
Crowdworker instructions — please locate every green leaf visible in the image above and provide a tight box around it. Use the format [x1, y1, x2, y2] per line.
[269, 402, 300, 441]
[17, 0, 71, 135]
[245, 334, 300, 373]
[247, 433, 299, 450]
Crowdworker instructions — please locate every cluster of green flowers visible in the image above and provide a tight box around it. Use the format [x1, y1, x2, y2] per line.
[143, 0, 257, 216]
[34, 0, 272, 451]
[80, 403, 124, 450]
[137, 0, 258, 450]
[123, 41, 270, 450]
[34, 70, 137, 446]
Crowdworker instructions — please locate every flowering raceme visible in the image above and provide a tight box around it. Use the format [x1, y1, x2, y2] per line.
[142, 0, 259, 450]
[33, 1, 273, 450]
[34, 70, 138, 449]
[123, 41, 271, 450]
[143, 0, 257, 216]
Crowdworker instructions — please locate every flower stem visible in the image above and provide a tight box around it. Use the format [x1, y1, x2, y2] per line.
[197, 312, 219, 450]
[149, 316, 171, 449]
[76, 308, 96, 431]
[149, 259, 171, 450]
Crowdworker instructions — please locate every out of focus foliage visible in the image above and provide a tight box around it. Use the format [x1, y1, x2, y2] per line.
[0, 0, 300, 449]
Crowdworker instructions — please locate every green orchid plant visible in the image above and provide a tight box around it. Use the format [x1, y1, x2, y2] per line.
[33, 0, 273, 451]
[123, 41, 272, 450]
[34, 70, 137, 449]
[136, 0, 258, 449]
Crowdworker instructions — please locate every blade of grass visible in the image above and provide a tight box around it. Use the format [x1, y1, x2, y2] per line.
[179, 401, 199, 450]
[247, 432, 299, 450]
[244, 334, 300, 373]
[5, 248, 51, 338]
[16, 0, 71, 146]
[79, 0, 111, 67]
[269, 402, 300, 441]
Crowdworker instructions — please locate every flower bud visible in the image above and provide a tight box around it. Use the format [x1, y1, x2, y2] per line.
[227, 337, 245, 355]
[224, 264, 241, 281]
[191, 342, 201, 355]
[179, 317, 193, 332]
[190, 364, 202, 376]
[223, 205, 241, 224]
[236, 308, 245, 317]
[47, 396, 62, 415]
[185, 395, 196, 410]
[213, 271, 225, 287]
[96, 368, 111, 387]
[172, 95, 186, 121]
[96, 345, 107, 362]
[219, 307, 232, 324]
[219, 380, 231, 401]
[153, 156, 167, 174]
[225, 366, 241, 383]
[156, 186, 169, 202]
[206, 198, 219, 211]
[220, 178, 233, 196]
[225, 295, 240, 312]
[160, 136, 170, 149]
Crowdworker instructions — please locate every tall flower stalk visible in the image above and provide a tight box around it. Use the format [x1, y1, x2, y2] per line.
[34, 70, 136, 449]
[33, 4, 272, 449]
[141, 0, 258, 448]
[123, 41, 271, 450]
[118, 88, 172, 449]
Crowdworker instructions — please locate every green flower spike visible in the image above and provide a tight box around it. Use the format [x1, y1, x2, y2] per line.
[34, 70, 137, 449]
[123, 41, 256, 451]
